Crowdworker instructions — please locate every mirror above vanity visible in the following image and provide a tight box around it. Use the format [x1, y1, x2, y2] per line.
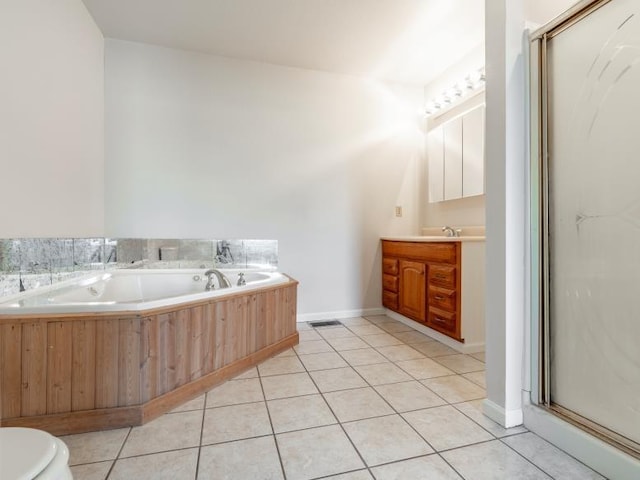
[427, 100, 485, 203]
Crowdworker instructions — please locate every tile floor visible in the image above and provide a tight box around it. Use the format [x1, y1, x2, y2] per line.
[60, 315, 606, 480]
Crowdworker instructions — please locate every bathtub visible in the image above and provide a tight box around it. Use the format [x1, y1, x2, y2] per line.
[0, 267, 298, 435]
[0, 268, 290, 315]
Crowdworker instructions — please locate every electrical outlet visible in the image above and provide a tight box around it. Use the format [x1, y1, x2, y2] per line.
[395, 206, 403, 217]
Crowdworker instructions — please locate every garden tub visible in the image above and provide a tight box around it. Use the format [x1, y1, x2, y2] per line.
[0, 268, 298, 435]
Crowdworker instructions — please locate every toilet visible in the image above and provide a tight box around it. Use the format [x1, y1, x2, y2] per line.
[0, 428, 72, 479]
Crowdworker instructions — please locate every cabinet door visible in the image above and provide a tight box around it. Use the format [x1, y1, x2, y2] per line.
[399, 260, 427, 322]
[462, 105, 485, 197]
[427, 126, 444, 203]
[444, 117, 463, 200]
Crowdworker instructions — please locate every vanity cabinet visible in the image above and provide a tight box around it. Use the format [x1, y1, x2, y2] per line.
[381, 240, 462, 341]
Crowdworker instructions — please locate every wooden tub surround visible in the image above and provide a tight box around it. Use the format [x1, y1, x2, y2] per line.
[0, 279, 298, 435]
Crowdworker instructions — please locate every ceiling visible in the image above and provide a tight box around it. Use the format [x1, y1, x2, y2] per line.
[81, 0, 484, 86]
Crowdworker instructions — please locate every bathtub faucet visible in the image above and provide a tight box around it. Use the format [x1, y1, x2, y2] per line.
[204, 269, 232, 291]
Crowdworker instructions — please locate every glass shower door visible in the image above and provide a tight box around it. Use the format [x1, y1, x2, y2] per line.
[541, 0, 640, 456]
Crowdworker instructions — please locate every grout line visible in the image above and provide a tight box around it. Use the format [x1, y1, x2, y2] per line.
[104, 427, 133, 479]
[504, 433, 609, 478]
[257, 360, 288, 479]
[194, 394, 207, 480]
[497, 436, 555, 479]
[291, 339, 375, 478]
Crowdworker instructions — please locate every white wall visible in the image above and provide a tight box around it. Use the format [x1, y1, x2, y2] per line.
[0, 0, 104, 237]
[105, 39, 423, 316]
[483, 0, 527, 428]
[423, 44, 486, 228]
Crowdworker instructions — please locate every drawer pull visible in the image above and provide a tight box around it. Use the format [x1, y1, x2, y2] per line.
[434, 317, 446, 323]
[435, 273, 446, 279]
[435, 295, 444, 300]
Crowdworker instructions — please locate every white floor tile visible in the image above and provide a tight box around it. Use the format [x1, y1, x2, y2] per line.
[411, 341, 458, 357]
[206, 377, 264, 407]
[326, 335, 371, 351]
[261, 372, 319, 400]
[319, 326, 358, 340]
[339, 348, 390, 366]
[339, 317, 373, 326]
[324, 387, 394, 422]
[376, 322, 415, 333]
[110, 448, 198, 480]
[348, 324, 386, 336]
[376, 344, 425, 361]
[362, 333, 404, 347]
[267, 394, 337, 433]
[503, 432, 605, 479]
[299, 330, 323, 341]
[310, 366, 368, 392]
[294, 339, 333, 354]
[61, 428, 130, 466]
[69, 461, 112, 480]
[201, 401, 272, 444]
[403, 405, 493, 451]
[371, 455, 463, 480]
[396, 358, 455, 380]
[421, 375, 485, 403]
[324, 470, 374, 479]
[258, 355, 305, 376]
[433, 354, 486, 374]
[374, 381, 446, 412]
[298, 351, 348, 371]
[277, 424, 364, 480]
[392, 330, 434, 344]
[462, 371, 486, 388]
[198, 436, 284, 480]
[343, 414, 433, 466]
[120, 411, 202, 457]
[354, 363, 412, 385]
[442, 440, 551, 479]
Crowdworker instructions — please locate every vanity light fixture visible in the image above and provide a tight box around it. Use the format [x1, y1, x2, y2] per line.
[425, 67, 485, 116]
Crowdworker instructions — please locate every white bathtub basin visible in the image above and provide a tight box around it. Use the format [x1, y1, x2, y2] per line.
[0, 269, 290, 315]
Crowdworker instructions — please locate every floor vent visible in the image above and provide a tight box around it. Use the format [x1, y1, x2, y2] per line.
[309, 320, 342, 328]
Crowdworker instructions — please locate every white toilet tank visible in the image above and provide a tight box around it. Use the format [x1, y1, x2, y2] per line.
[0, 427, 72, 480]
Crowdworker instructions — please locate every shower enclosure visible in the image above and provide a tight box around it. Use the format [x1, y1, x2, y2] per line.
[531, 0, 640, 458]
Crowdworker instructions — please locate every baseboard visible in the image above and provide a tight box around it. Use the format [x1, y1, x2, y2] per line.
[297, 308, 386, 323]
[384, 309, 485, 354]
[483, 398, 523, 428]
[523, 400, 640, 479]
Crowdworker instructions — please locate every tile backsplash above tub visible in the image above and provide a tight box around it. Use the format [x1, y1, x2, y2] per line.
[0, 238, 277, 297]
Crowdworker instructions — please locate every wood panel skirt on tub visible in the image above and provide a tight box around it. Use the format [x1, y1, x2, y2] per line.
[0, 279, 298, 435]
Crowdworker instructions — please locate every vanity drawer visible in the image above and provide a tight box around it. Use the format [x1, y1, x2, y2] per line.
[428, 286, 456, 311]
[382, 241, 457, 264]
[383, 291, 398, 310]
[383, 274, 399, 293]
[383, 258, 398, 275]
[428, 307, 457, 334]
[428, 265, 456, 289]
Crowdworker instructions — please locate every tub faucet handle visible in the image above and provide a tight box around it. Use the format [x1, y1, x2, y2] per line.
[204, 268, 232, 290]
[237, 273, 246, 286]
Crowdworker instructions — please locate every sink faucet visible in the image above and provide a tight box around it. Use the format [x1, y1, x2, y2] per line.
[442, 226, 459, 237]
[204, 269, 232, 291]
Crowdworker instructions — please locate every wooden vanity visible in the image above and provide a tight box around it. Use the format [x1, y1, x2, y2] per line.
[381, 239, 485, 349]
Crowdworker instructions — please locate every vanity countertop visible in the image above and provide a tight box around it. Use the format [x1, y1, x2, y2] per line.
[381, 235, 485, 243]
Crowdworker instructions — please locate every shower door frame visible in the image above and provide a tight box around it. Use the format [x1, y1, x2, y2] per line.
[530, 0, 640, 460]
